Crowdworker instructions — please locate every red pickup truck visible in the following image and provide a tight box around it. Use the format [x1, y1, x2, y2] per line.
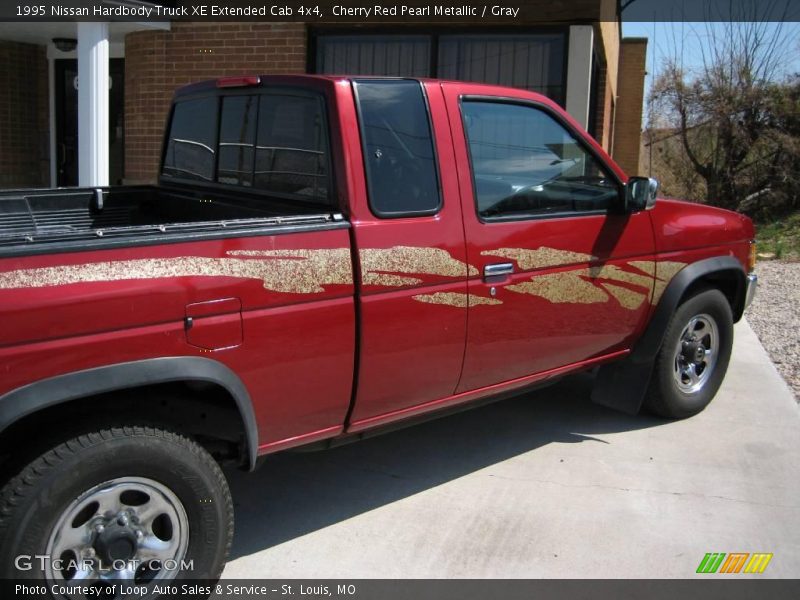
[0, 75, 756, 586]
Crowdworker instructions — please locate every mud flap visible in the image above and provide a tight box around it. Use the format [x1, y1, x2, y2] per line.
[591, 358, 654, 415]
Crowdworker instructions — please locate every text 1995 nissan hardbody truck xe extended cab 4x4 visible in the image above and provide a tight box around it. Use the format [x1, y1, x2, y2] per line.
[0, 75, 757, 588]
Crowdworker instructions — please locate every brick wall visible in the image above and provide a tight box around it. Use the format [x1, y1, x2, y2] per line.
[0, 41, 49, 188]
[612, 38, 648, 176]
[125, 22, 307, 183]
[601, 69, 615, 154]
[592, 62, 612, 150]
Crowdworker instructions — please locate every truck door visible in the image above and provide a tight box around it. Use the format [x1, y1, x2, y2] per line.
[344, 79, 470, 426]
[442, 83, 656, 393]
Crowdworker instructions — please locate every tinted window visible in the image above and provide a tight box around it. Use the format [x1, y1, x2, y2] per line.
[255, 94, 329, 201]
[354, 80, 440, 216]
[462, 101, 619, 220]
[162, 97, 217, 182]
[217, 95, 257, 187]
[161, 91, 331, 204]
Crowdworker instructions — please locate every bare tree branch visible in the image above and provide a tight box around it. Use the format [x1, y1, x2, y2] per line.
[646, 0, 797, 213]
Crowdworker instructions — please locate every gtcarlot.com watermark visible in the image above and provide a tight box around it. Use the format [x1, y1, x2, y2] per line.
[15, 554, 194, 573]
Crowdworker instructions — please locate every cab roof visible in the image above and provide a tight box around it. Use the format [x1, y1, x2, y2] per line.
[172, 74, 547, 99]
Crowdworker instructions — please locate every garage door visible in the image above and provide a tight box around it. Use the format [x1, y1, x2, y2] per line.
[314, 32, 567, 104]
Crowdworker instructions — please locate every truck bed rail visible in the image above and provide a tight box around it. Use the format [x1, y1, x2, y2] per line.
[0, 187, 342, 251]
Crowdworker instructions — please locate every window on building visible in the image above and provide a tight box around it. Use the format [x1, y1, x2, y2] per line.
[461, 101, 619, 220]
[315, 32, 567, 104]
[354, 80, 440, 217]
[217, 95, 257, 187]
[162, 97, 218, 182]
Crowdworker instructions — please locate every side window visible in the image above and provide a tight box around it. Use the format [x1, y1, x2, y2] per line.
[162, 97, 217, 182]
[217, 95, 257, 187]
[354, 80, 440, 217]
[461, 101, 620, 220]
[255, 94, 329, 202]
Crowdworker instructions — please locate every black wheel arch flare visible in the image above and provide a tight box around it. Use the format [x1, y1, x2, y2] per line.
[591, 255, 746, 414]
[0, 356, 259, 471]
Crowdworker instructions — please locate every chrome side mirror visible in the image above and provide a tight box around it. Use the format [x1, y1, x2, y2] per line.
[625, 177, 659, 212]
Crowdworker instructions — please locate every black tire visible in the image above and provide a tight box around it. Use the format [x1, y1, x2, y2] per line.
[643, 288, 734, 419]
[0, 425, 233, 590]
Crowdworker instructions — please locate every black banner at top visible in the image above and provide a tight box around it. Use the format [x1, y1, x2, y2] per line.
[2, 0, 800, 22]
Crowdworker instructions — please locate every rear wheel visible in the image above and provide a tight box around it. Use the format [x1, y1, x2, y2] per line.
[0, 425, 233, 596]
[644, 288, 734, 418]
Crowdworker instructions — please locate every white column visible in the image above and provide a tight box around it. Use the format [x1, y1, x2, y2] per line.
[565, 25, 594, 129]
[77, 22, 109, 187]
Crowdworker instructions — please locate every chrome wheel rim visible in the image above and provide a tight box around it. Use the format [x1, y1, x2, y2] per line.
[673, 314, 719, 393]
[45, 477, 189, 589]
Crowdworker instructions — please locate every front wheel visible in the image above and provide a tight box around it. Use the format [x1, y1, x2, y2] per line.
[643, 288, 734, 419]
[0, 425, 233, 595]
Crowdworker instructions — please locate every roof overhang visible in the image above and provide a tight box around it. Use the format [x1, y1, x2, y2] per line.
[0, 20, 169, 47]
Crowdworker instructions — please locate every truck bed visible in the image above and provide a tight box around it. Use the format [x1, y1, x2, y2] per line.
[0, 184, 339, 253]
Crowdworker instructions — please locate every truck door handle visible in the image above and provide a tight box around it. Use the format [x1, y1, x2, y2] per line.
[483, 262, 514, 281]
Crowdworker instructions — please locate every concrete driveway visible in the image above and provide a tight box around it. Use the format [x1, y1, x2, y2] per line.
[222, 320, 800, 578]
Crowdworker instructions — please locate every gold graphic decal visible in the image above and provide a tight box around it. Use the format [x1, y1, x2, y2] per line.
[508, 270, 610, 305]
[412, 292, 502, 307]
[0, 249, 353, 293]
[500, 259, 655, 310]
[482, 247, 596, 270]
[478, 247, 691, 311]
[627, 260, 656, 277]
[360, 246, 478, 287]
[226, 249, 352, 292]
[504, 260, 689, 310]
[599, 282, 648, 310]
[648, 261, 688, 305]
[592, 263, 653, 310]
[589, 264, 654, 290]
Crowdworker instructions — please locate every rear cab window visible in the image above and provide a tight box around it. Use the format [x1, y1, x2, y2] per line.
[217, 95, 257, 187]
[255, 94, 329, 200]
[162, 97, 217, 182]
[353, 80, 441, 217]
[162, 88, 333, 207]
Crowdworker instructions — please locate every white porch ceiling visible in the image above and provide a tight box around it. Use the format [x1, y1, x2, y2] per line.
[0, 21, 169, 46]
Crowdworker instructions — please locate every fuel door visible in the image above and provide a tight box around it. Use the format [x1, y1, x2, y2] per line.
[185, 298, 243, 351]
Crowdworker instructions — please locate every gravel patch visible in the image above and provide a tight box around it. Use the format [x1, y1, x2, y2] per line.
[745, 260, 800, 402]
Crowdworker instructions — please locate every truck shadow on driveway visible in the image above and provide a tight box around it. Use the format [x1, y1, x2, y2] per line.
[225, 373, 667, 559]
